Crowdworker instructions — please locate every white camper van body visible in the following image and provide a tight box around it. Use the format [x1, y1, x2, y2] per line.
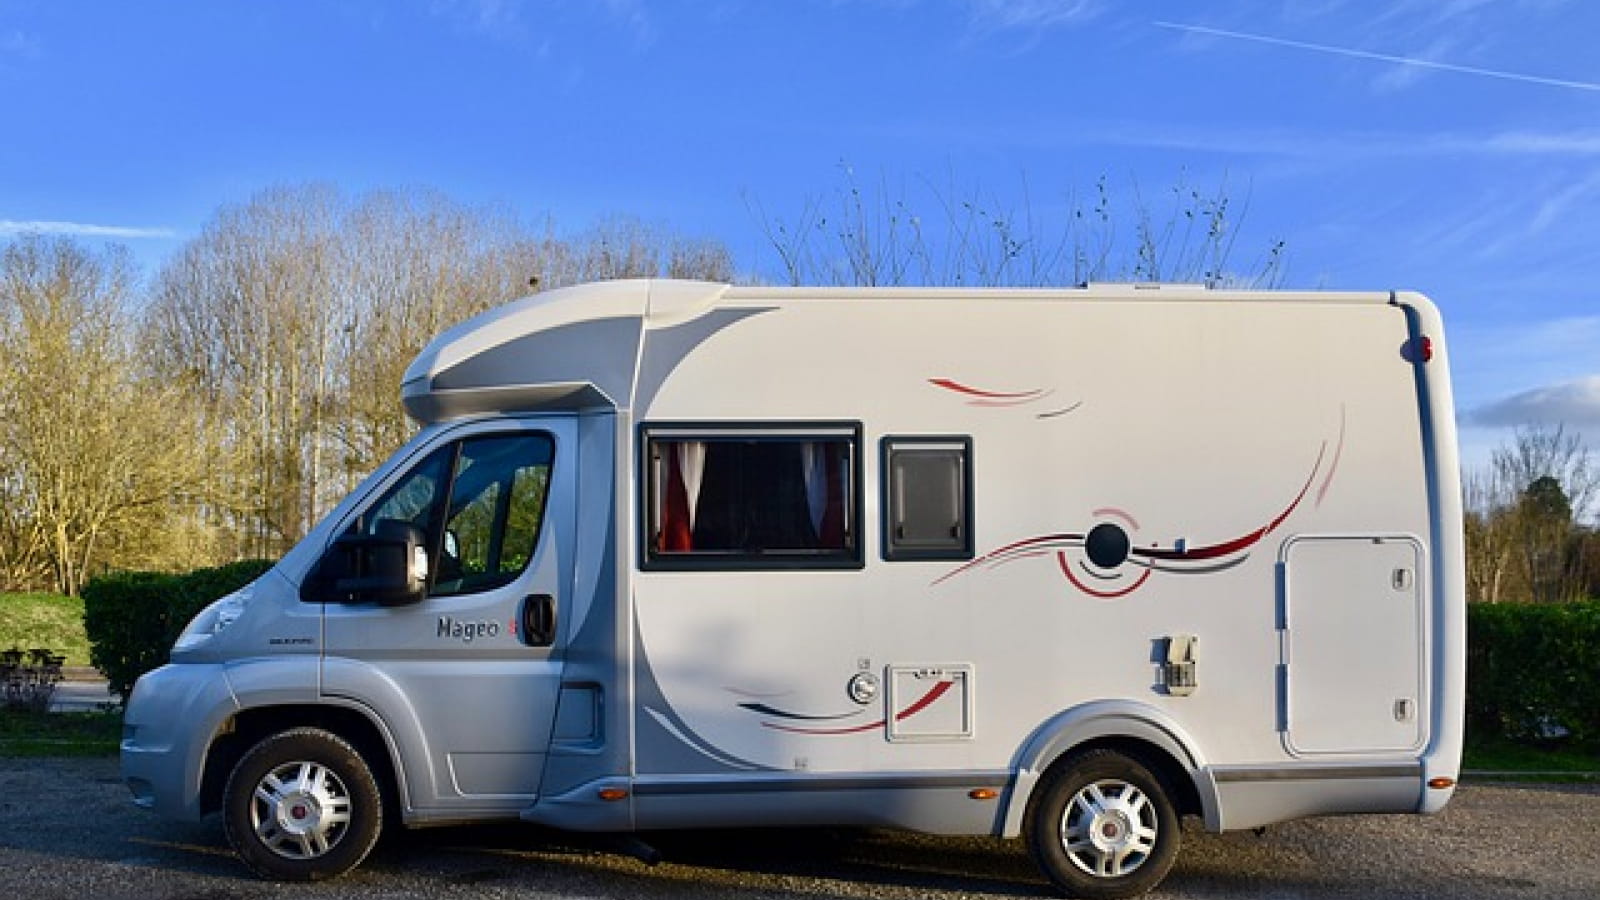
[122, 279, 1465, 894]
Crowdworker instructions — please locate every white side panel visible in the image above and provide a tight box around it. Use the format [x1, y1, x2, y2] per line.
[631, 296, 1435, 781]
[1283, 536, 1426, 755]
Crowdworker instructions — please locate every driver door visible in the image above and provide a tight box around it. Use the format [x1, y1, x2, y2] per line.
[321, 419, 572, 811]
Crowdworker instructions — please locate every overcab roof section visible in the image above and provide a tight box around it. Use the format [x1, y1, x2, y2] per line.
[401, 279, 730, 424]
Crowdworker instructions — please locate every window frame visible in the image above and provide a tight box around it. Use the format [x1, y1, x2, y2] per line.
[430, 433, 556, 597]
[638, 421, 865, 572]
[346, 430, 556, 599]
[880, 435, 975, 562]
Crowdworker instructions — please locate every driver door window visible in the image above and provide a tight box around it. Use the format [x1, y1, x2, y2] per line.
[355, 433, 554, 597]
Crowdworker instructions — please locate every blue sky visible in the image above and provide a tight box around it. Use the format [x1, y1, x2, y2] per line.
[2, 0, 1598, 470]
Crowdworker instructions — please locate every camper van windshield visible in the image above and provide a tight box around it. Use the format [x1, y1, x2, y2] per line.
[644, 426, 860, 568]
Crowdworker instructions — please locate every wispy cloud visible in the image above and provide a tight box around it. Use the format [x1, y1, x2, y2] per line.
[426, 0, 656, 47]
[965, 0, 1100, 31]
[430, 0, 523, 33]
[1527, 171, 1600, 236]
[1453, 316, 1600, 470]
[1474, 131, 1600, 155]
[1453, 317, 1600, 405]
[0, 220, 177, 239]
[1077, 123, 1600, 163]
[1467, 375, 1600, 428]
[0, 29, 41, 61]
[1154, 20, 1600, 94]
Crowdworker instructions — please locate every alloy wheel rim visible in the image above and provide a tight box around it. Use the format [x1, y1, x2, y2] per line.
[1060, 778, 1158, 879]
[249, 760, 353, 860]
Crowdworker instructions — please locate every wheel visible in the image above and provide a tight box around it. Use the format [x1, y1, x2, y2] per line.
[1026, 749, 1181, 899]
[222, 727, 383, 880]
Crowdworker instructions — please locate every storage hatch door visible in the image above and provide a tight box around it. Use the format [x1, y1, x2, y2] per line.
[1282, 536, 1426, 755]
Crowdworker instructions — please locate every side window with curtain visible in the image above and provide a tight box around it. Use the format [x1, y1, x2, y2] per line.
[351, 432, 555, 596]
[644, 424, 861, 569]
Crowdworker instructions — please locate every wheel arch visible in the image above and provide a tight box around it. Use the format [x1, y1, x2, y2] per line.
[1002, 701, 1218, 837]
[199, 700, 407, 824]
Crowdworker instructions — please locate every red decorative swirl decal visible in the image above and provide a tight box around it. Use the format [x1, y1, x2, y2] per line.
[928, 378, 1081, 417]
[934, 408, 1347, 600]
[928, 378, 1047, 400]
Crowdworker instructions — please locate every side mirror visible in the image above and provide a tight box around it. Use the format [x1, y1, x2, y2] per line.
[301, 519, 429, 606]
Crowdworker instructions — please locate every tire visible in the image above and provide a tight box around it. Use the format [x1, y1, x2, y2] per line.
[222, 727, 384, 881]
[1026, 749, 1181, 899]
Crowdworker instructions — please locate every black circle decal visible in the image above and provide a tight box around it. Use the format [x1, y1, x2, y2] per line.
[1085, 522, 1131, 569]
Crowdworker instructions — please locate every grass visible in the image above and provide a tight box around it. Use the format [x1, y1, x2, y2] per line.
[0, 707, 121, 757]
[1462, 737, 1600, 780]
[0, 592, 92, 667]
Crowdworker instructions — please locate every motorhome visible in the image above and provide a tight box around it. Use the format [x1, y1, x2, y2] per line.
[122, 279, 1465, 898]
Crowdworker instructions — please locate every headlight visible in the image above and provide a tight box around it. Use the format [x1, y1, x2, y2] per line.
[172, 584, 254, 653]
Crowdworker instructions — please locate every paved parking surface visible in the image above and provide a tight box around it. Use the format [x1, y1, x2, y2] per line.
[47, 679, 115, 713]
[1, 756, 1597, 900]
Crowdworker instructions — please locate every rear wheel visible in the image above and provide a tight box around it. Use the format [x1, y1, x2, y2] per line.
[1026, 749, 1180, 899]
[222, 727, 383, 881]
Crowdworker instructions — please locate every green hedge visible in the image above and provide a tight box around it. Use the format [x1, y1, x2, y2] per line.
[82, 560, 275, 703]
[1467, 600, 1600, 746]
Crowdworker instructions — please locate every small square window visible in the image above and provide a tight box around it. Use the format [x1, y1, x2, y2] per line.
[882, 437, 972, 561]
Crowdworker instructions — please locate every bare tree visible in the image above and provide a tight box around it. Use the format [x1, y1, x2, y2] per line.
[145, 186, 525, 555]
[1465, 424, 1598, 603]
[0, 235, 202, 594]
[1499, 426, 1595, 603]
[143, 185, 738, 560]
[334, 188, 551, 482]
[570, 215, 734, 283]
[748, 166, 1286, 289]
[1462, 466, 1517, 603]
[146, 185, 346, 557]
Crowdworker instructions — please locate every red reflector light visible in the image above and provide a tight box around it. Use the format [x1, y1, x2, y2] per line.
[1418, 336, 1434, 362]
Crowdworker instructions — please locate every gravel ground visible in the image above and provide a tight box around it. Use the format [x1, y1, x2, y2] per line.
[1, 756, 1597, 900]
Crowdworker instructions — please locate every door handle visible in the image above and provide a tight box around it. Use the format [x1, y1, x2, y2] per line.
[522, 594, 557, 647]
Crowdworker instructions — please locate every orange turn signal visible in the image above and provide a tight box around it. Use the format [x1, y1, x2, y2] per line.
[598, 788, 629, 802]
[968, 788, 999, 801]
[1427, 777, 1456, 790]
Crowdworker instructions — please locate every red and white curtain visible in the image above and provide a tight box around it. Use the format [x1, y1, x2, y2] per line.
[802, 442, 845, 548]
[659, 441, 705, 552]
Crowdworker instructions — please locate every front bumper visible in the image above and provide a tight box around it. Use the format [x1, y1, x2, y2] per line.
[120, 663, 239, 821]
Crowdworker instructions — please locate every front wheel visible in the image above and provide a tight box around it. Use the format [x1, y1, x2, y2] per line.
[222, 727, 384, 881]
[1026, 749, 1181, 899]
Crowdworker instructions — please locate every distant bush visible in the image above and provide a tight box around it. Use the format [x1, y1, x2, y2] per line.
[1467, 600, 1600, 746]
[82, 560, 274, 703]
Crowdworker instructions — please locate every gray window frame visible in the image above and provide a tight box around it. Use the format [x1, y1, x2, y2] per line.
[639, 421, 865, 571]
[880, 435, 974, 562]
